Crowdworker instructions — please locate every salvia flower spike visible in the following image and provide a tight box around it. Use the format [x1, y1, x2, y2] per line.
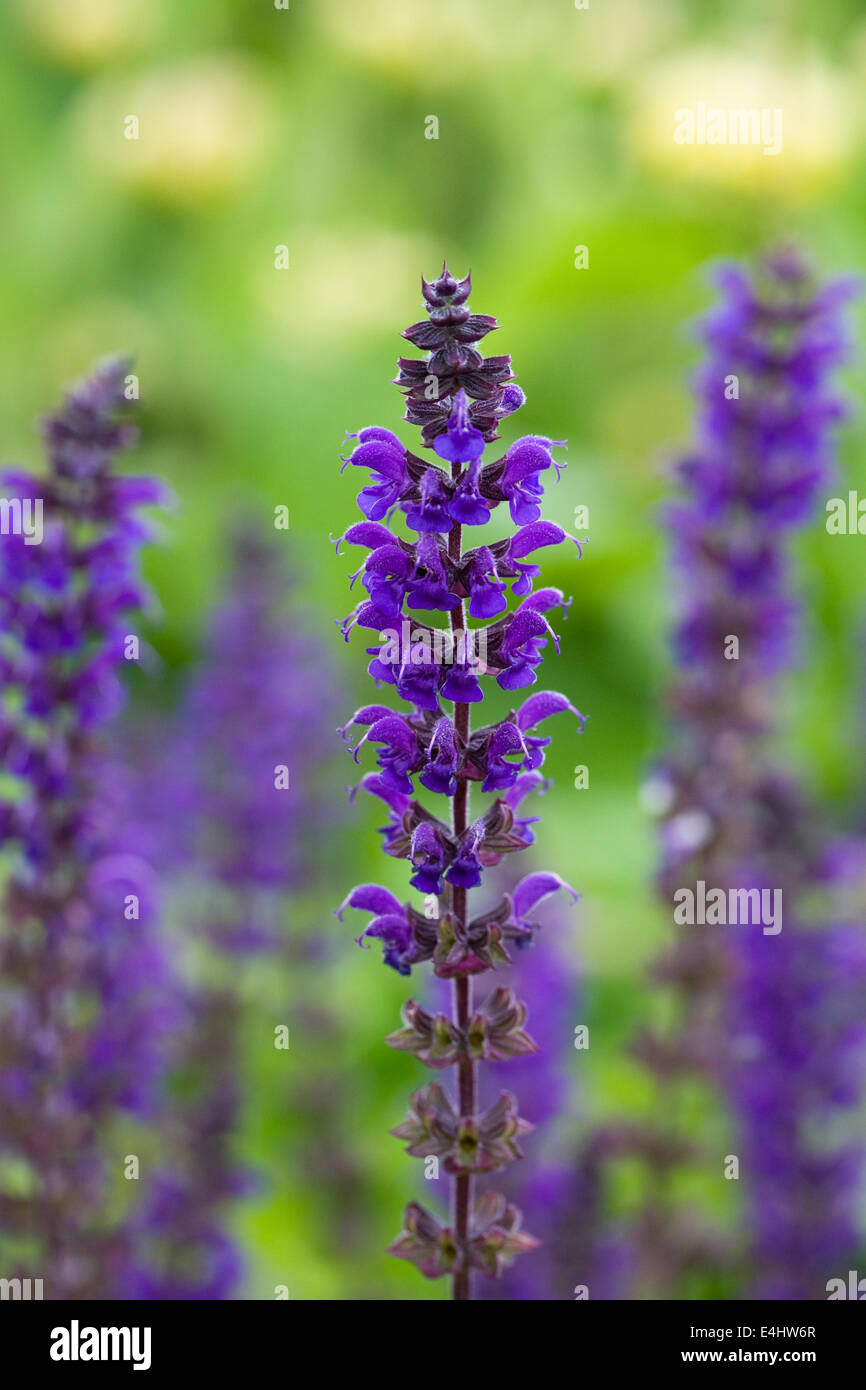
[337, 265, 584, 1298]
[626, 250, 863, 1297]
[0, 359, 169, 1297]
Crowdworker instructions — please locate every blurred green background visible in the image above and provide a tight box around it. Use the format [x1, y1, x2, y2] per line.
[2, 0, 866, 1298]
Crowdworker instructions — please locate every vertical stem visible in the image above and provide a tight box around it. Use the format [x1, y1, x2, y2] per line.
[447, 506, 474, 1300]
[450, 736, 472, 1300]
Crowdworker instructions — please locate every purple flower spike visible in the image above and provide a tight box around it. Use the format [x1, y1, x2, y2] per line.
[337, 266, 585, 1299]
[118, 525, 342, 1298]
[610, 249, 865, 1301]
[0, 359, 170, 1298]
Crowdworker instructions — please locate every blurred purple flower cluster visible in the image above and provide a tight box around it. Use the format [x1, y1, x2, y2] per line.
[633, 251, 866, 1298]
[0, 364, 340, 1299]
[0, 360, 171, 1297]
[118, 524, 338, 1299]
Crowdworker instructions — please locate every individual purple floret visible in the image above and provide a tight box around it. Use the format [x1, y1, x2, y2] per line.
[337, 265, 585, 1298]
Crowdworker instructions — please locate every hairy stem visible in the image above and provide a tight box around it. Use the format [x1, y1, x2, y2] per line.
[448, 507, 474, 1300]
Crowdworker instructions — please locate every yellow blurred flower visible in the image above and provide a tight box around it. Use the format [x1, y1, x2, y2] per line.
[258, 229, 440, 355]
[556, 0, 683, 88]
[316, 0, 435, 76]
[316, 0, 571, 82]
[73, 56, 275, 206]
[317, 0, 681, 93]
[16, 0, 161, 69]
[627, 45, 856, 199]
